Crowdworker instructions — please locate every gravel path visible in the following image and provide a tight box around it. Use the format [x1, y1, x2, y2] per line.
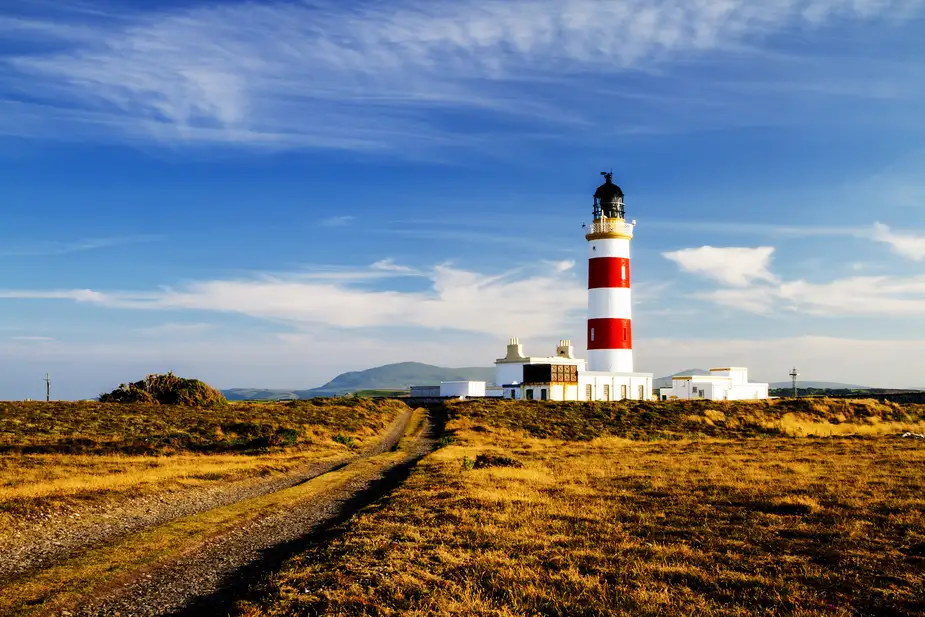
[0, 408, 412, 585]
[75, 409, 439, 617]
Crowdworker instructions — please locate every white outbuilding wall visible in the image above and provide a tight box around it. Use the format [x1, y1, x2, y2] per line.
[660, 368, 768, 401]
[510, 372, 654, 401]
[440, 381, 486, 398]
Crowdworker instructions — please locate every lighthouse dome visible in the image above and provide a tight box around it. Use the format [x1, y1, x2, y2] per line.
[593, 172, 625, 219]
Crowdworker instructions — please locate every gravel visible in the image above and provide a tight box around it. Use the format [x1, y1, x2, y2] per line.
[0, 408, 412, 585]
[78, 410, 438, 617]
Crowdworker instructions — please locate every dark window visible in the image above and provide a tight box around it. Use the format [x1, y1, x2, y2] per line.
[526, 389, 534, 400]
[541, 389, 548, 400]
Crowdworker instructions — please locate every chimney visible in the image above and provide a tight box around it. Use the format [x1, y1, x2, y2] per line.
[556, 339, 574, 359]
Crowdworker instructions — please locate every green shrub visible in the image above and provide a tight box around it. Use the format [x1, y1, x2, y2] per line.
[333, 434, 356, 447]
[99, 372, 226, 407]
[437, 435, 456, 449]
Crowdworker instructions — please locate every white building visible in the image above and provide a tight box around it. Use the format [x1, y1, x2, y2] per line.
[659, 368, 769, 401]
[496, 338, 653, 402]
[439, 381, 486, 399]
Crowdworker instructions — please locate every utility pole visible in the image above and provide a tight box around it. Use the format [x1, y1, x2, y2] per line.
[789, 367, 799, 398]
[44, 373, 51, 402]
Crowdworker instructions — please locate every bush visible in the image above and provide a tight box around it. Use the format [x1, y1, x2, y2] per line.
[473, 454, 524, 469]
[333, 434, 356, 447]
[99, 372, 226, 407]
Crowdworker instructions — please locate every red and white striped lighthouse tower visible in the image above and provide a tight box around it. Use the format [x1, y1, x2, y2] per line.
[585, 172, 634, 373]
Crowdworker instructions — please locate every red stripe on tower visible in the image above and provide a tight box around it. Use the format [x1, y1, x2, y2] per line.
[588, 257, 630, 289]
[587, 318, 632, 350]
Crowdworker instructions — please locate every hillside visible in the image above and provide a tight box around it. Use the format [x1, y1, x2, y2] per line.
[223, 362, 494, 400]
[768, 380, 867, 389]
[653, 368, 710, 390]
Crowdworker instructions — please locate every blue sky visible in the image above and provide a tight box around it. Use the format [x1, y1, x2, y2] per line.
[1, 0, 925, 399]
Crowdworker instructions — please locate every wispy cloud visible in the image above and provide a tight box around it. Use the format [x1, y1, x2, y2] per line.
[664, 238, 925, 316]
[319, 215, 355, 228]
[663, 246, 778, 287]
[2, 0, 921, 149]
[0, 260, 586, 339]
[10, 335, 55, 342]
[132, 323, 215, 336]
[871, 222, 925, 261]
[0, 235, 161, 257]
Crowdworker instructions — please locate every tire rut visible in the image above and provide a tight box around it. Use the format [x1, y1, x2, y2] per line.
[0, 408, 413, 586]
[74, 406, 442, 617]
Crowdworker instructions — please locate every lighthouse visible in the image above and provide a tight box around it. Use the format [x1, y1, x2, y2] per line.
[488, 171, 654, 403]
[586, 172, 634, 373]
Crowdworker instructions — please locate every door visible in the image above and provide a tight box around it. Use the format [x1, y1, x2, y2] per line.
[621, 384, 627, 400]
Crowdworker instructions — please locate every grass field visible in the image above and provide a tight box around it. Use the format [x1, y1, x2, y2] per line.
[0, 398, 406, 455]
[240, 399, 925, 617]
[0, 407, 430, 617]
[0, 398, 407, 528]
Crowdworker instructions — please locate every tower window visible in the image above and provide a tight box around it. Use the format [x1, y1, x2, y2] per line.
[590, 328, 595, 342]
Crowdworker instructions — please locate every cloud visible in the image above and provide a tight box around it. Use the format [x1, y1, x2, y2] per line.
[695, 272, 925, 316]
[319, 216, 355, 228]
[2, 0, 921, 148]
[664, 238, 925, 316]
[0, 235, 162, 257]
[10, 336, 55, 342]
[663, 246, 778, 287]
[0, 260, 586, 339]
[132, 323, 215, 336]
[871, 222, 925, 261]
[546, 260, 576, 273]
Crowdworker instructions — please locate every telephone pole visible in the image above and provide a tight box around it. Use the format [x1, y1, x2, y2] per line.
[44, 373, 51, 402]
[789, 367, 799, 398]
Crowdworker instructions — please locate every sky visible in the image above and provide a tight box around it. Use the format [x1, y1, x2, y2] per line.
[1, 0, 925, 399]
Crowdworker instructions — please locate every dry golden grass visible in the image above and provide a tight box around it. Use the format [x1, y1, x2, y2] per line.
[240, 410, 925, 617]
[0, 398, 408, 532]
[0, 409, 432, 617]
[0, 398, 405, 454]
[448, 397, 925, 442]
[0, 450, 339, 528]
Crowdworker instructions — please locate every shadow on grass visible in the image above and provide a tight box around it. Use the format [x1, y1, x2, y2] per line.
[163, 404, 447, 617]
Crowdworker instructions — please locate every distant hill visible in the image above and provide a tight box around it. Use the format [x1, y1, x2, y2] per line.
[653, 369, 711, 390]
[222, 389, 301, 401]
[768, 381, 867, 390]
[223, 362, 494, 400]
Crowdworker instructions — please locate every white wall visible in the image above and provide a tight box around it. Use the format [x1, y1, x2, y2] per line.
[495, 358, 587, 387]
[662, 375, 768, 401]
[440, 381, 486, 398]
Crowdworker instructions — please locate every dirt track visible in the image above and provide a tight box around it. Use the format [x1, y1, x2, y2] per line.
[0, 407, 413, 586]
[24, 406, 437, 617]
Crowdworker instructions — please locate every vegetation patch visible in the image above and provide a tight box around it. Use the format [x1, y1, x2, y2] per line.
[472, 453, 523, 469]
[98, 372, 227, 407]
[239, 422, 925, 617]
[447, 398, 925, 441]
[0, 398, 407, 455]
